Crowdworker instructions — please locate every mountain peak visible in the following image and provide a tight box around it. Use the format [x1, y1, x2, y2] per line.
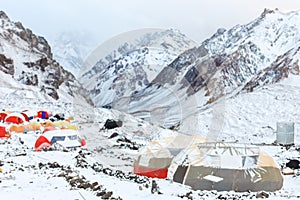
[0, 10, 9, 19]
[260, 7, 300, 18]
[78, 28, 197, 108]
[260, 8, 276, 17]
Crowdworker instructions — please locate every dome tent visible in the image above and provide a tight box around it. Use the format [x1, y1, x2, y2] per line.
[4, 113, 26, 124]
[134, 137, 283, 192]
[21, 110, 35, 121]
[37, 110, 51, 119]
[0, 125, 10, 138]
[35, 129, 86, 151]
[168, 142, 283, 192]
[53, 120, 78, 130]
[134, 135, 207, 178]
[9, 122, 42, 133]
[103, 119, 123, 129]
[0, 110, 10, 122]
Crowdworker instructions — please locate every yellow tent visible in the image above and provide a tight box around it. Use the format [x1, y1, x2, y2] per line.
[53, 120, 78, 130]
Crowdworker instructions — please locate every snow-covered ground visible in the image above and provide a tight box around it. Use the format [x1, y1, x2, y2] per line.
[0, 89, 300, 200]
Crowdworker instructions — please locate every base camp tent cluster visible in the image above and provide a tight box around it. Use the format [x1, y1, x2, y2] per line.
[134, 135, 283, 192]
[0, 109, 86, 150]
[0, 110, 51, 124]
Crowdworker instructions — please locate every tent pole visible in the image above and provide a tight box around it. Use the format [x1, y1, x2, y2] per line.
[182, 165, 191, 185]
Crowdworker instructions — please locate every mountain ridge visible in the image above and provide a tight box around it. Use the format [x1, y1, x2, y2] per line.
[79, 9, 300, 129]
[0, 10, 92, 104]
[78, 28, 197, 107]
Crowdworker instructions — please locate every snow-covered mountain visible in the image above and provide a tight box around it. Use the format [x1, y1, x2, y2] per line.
[1, 8, 300, 200]
[116, 9, 300, 129]
[51, 31, 97, 78]
[0, 11, 91, 104]
[78, 28, 197, 108]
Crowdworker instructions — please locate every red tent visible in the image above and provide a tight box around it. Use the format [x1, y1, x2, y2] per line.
[5, 113, 25, 124]
[20, 113, 29, 122]
[37, 110, 51, 119]
[0, 111, 8, 121]
[35, 129, 86, 151]
[34, 135, 51, 151]
[21, 110, 35, 121]
[0, 126, 10, 138]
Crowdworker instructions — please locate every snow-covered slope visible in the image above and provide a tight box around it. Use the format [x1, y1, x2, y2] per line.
[78, 29, 197, 107]
[0, 89, 300, 200]
[0, 11, 91, 103]
[51, 31, 97, 78]
[181, 74, 300, 142]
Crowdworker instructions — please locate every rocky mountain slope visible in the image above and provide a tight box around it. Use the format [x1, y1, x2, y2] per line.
[39, 8, 300, 131]
[0, 11, 91, 104]
[118, 9, 300, 129]
[78, 29, 197, 107]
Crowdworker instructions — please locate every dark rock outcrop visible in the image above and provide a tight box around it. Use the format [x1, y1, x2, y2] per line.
[0, 54, 14, 75]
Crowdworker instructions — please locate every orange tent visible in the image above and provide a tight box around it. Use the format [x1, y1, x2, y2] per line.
[40, 120, 53, 128]
[9, 125, 24, 133]
[25, 122, 41, 132]
[9, 122, 42, 133]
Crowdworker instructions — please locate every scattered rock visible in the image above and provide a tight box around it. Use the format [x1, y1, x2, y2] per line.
[178, 191, 193, 199]
[286, 159, 300, 169]
[116, 137, 140, 150]
[101, 191, 113, 199]
[15, 153, 27, 157]
[18, 167, 24, 171]
[93, 185, 102, 191]
[97, 191, 106, 197]
[256, 191, 269, 198]
[78, 182, 91, 189]
[91, 181, 98, 188]
[56, 172, 65, 177]
[48, 162, 61, 168]
[75, 155, 89, 168]
[38, 163, 45, 169]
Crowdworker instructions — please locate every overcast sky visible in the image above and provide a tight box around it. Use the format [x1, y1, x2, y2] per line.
[1, 0, 300, 45]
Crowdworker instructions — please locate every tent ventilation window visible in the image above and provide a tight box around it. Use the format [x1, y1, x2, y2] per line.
[51, 136, 66, 143]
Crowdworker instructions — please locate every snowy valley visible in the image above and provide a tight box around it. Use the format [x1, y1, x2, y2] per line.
[0, 8, 300, 200]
